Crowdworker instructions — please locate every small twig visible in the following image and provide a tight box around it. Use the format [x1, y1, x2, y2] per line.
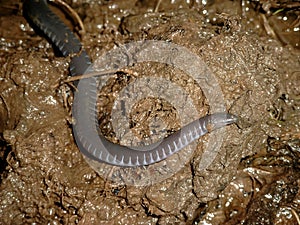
[63, 68, 137, 84]
[290, 207, 300, 225]
[51, 70, 118, 89]
[154, 0, 162, 12]
[64, 70, 118, 83]
[290, 15, 300, 29]
[272, 8, 284, 16]
[260, 14, 277, 39]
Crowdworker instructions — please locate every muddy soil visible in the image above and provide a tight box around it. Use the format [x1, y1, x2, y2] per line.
[0, 0, 299, 224]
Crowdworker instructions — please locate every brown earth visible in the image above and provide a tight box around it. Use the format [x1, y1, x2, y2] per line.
[0, 0, 299, 224]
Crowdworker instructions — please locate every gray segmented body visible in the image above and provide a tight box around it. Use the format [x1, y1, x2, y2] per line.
[24, 0, 237, 167]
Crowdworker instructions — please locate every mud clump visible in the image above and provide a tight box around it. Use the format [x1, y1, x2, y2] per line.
[0, 0, 299, 224]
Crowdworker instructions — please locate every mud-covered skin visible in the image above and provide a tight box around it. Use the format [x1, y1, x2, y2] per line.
[23, 0, 237, 166]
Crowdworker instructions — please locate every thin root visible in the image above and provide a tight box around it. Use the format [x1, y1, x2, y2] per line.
[260, 14, 277, 39]
[64, 69, 119, 83]
[290, 207, 300, 225]
[154, 0, 162, 12]
[68, 68, 138, 82]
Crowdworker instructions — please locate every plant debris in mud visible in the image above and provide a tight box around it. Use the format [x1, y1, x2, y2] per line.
[0, 0, 299, 224]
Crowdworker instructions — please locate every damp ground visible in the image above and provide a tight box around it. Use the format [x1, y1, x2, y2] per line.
[0, 0, 299, 224]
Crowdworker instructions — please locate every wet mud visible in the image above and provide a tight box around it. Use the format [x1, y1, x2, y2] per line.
[0, 0, 299, 224]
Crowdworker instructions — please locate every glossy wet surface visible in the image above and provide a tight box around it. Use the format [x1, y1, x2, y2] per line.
[0, 0, 299, 224]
